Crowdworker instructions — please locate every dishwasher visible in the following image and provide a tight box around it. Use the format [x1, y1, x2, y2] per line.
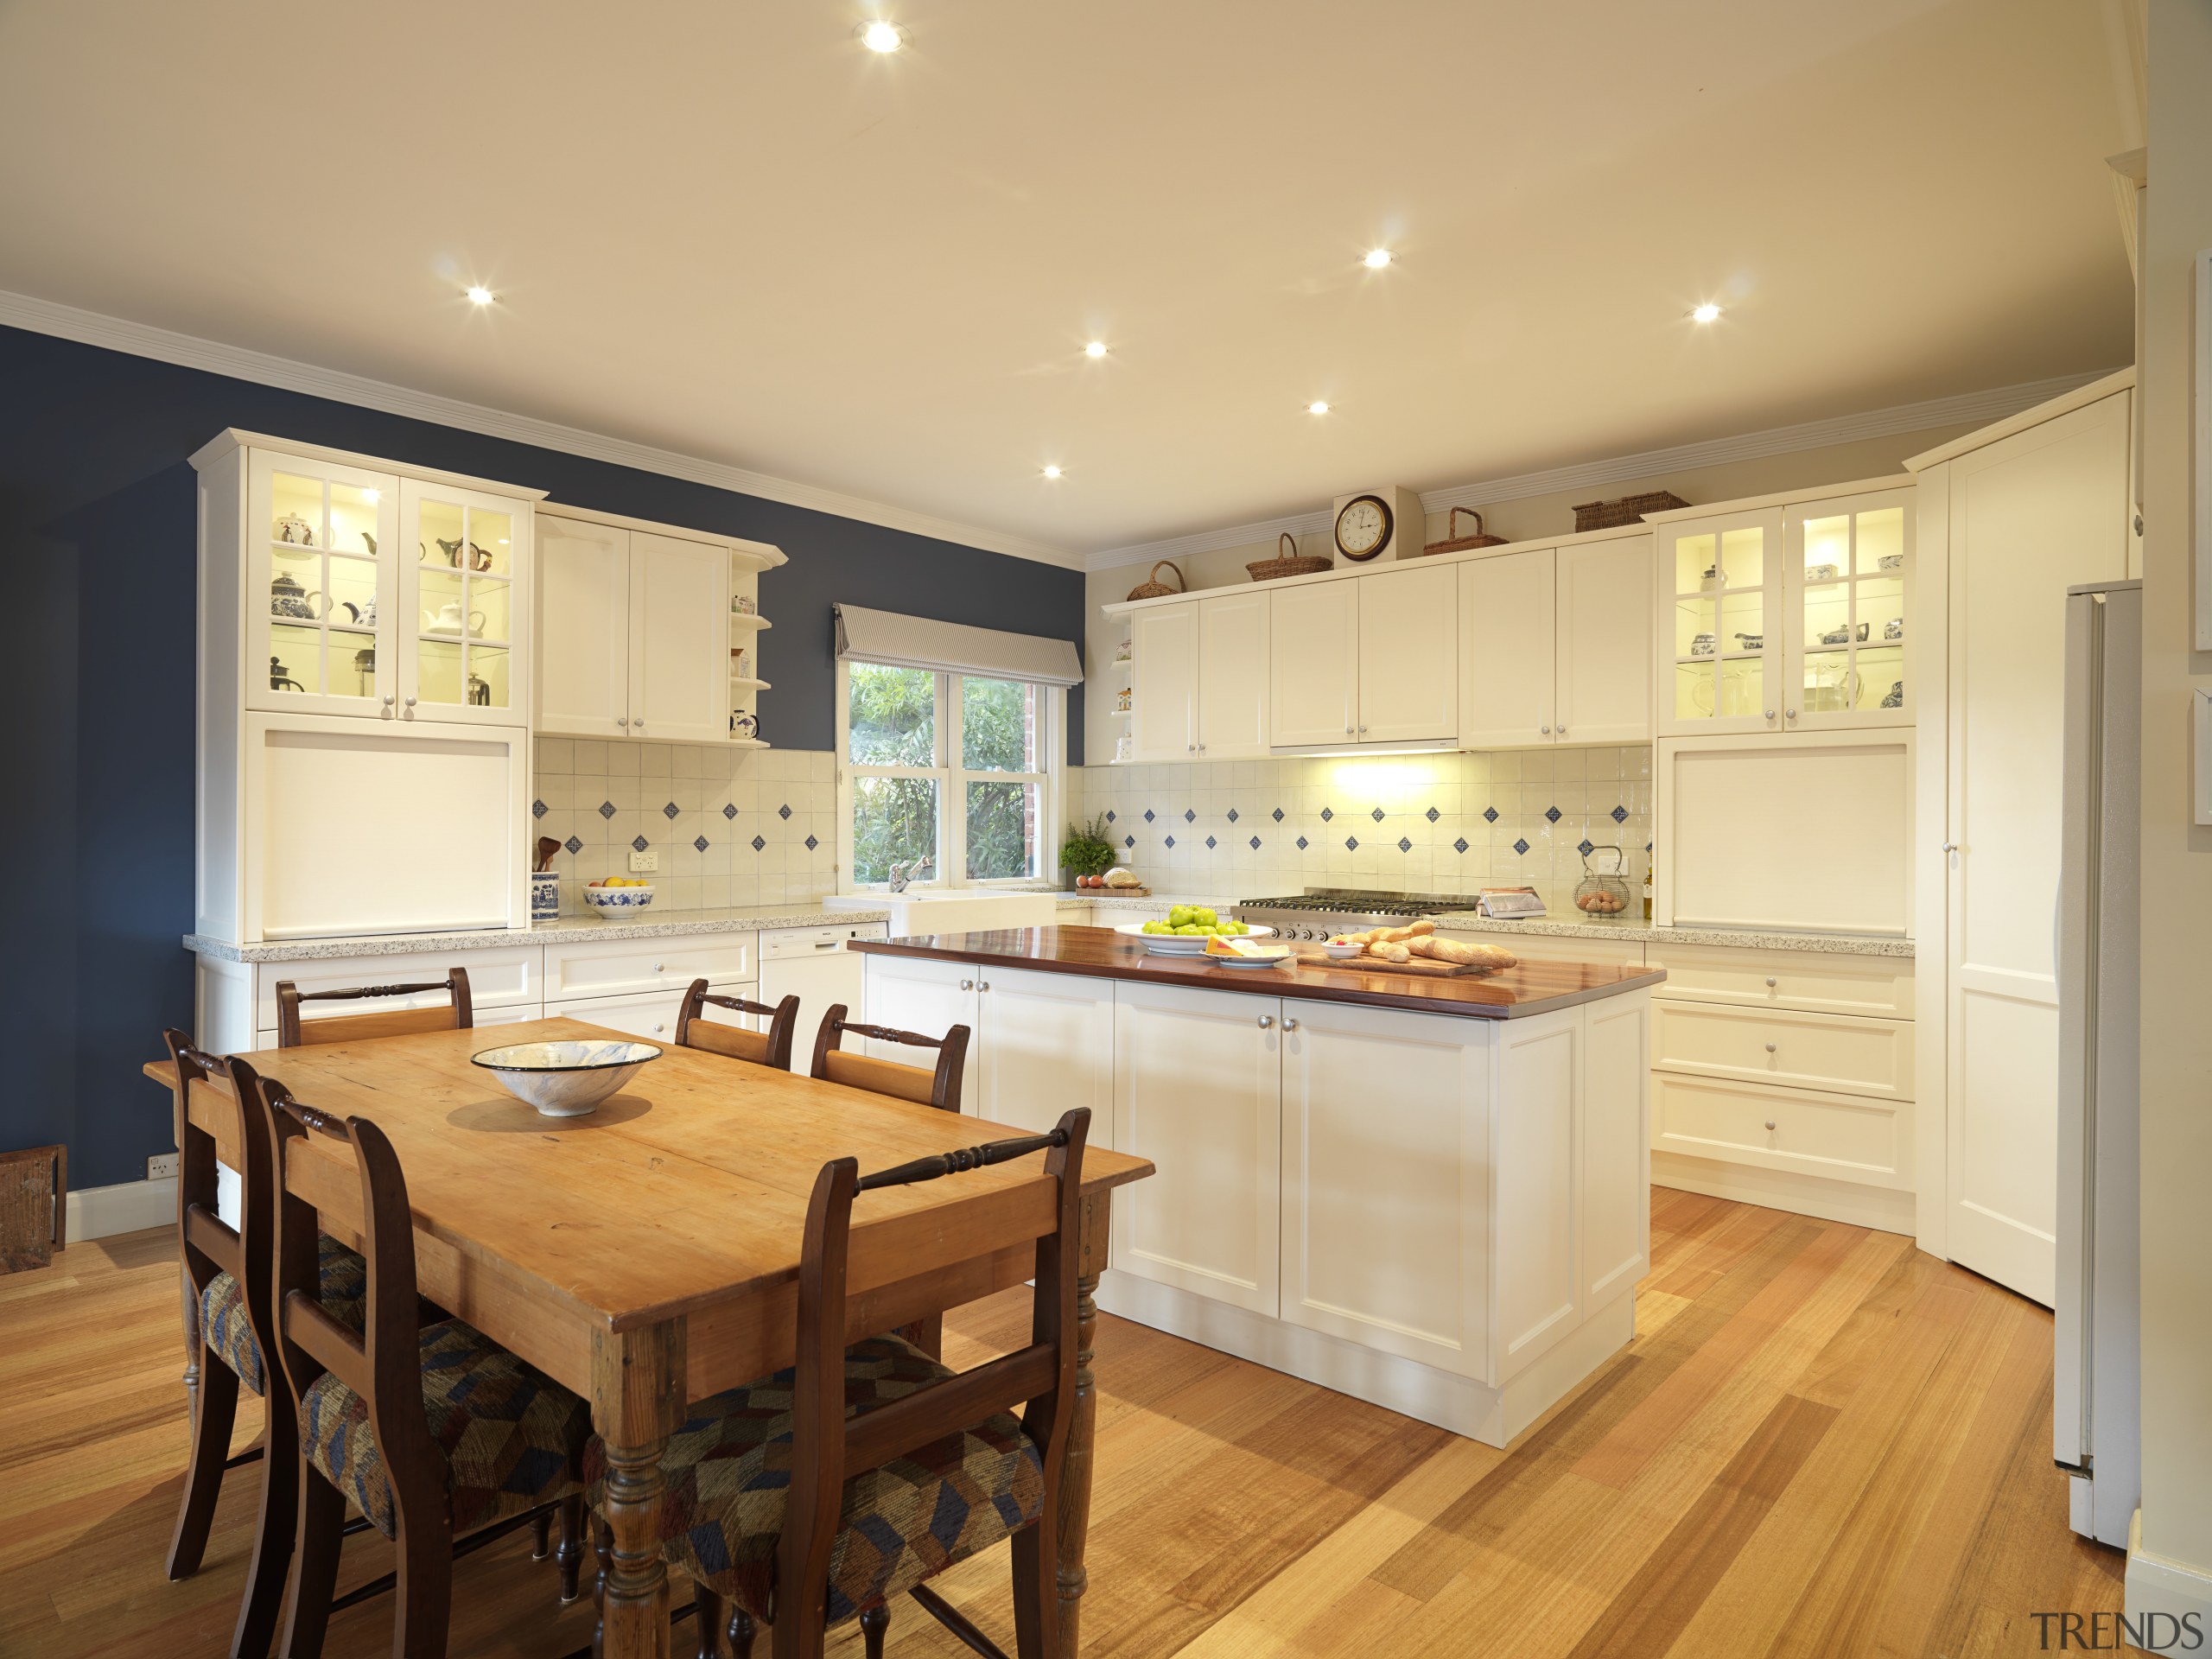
[758, 921, 888, 1071]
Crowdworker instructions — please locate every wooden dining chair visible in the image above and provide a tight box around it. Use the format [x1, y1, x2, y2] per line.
[806, 1006, 969, 1112]
[274, 966, 474, 1049]
[257, 1077, 595, 1659]
[582, 1109, 1090, 1659]
[675, 980, 801, 1071]
[161, 1031, 371, 1659]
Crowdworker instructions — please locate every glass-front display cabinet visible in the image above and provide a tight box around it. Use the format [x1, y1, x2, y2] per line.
[1658, 507, 1783, 737]
[1783, 488, 1912, 730]
[241, 447, 534, 727]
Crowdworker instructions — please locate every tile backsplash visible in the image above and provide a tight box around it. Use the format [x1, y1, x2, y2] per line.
[1072, 746, 1654, 914]
[531, 739, 838, 915]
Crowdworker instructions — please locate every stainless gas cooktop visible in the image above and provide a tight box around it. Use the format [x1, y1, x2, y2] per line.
[1230, 888, 1467, 943]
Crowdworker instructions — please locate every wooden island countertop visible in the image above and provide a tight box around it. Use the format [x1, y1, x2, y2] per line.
[853, 925, 1665, 1018]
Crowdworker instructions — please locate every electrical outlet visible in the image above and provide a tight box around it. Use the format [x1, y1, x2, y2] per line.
[148, 1152, 181, 1181]
[629, 849, 659, 874]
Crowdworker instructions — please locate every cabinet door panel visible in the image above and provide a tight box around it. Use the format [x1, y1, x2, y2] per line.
[1580, 995, 1649, 1306]
[1268, 582, 1361, 747]
[1555, 537, 1652, 744]
[1196, 591, 1270, 758]
[859, 955, 980, 1113]
[1783, 488, 1915, 733]
[1112, 981, 1280, 1314]
[1492, 1011, 1580, 1382]
[1129, 602, 1198, 762]
[247, 450, 402, 721]
[537, 518, 631, 738]
[1281, 1001, 1488, 1376]
[628, 531, 729, 744]
[1357, 563, 1459, 742]
[1657, 511, 1784, 738]
[974, 967, 1115, 1148]
[398, 479, 531, 728]
[1458, 551, 1555, 748]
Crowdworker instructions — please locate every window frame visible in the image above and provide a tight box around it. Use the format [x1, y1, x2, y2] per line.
[835, 662, 1064, 891]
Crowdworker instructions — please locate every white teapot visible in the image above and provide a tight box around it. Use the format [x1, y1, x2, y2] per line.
[422, 601, 486, 637]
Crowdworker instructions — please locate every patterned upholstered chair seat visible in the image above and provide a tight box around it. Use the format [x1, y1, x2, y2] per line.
[198, 1232, 367, 1396]
[301, 1316, 593, 1539]
[583, 1332, 1046, 1625]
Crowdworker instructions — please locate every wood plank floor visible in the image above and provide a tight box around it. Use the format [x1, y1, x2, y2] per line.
[0, 1190, 2131, 1657]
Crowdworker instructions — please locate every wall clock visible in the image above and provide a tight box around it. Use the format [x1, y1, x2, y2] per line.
[1334, 493, 1393, 562]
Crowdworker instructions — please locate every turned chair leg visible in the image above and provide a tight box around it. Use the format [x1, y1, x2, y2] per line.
[860, 1603, 890, 1658]
[532, 1510, 553, 1560]
[694, 1582, 728, 1659]
[166, 1355, 239, 1580]
[727, 1605, 757, 1659]
[555, 1496, 586, 1603]
[276, 1467, 346, 1659]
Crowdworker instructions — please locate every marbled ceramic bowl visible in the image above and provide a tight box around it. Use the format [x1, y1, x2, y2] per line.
[470, 1039, 661, 1116]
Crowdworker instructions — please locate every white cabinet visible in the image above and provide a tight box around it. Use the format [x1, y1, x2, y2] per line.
[397, 477, 533, 728]
[1195, 591, 1270, 758]
[1458, 549, 1557, 748]
[537, 516, 632, 739]
[1112, 980, 1281, 1315]
[1355, 563, 1459, 743]
[630, 531, 730, 744]
[1554, 537, 1652, 744]
[1128, 601, 1200, 761]
[1657, 506, 1785, 737]
[1268, 582, 1362, 747]
[971, 967, 1116, 1143]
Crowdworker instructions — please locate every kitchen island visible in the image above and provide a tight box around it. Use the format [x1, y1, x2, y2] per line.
[854, 926, 1662, 1447]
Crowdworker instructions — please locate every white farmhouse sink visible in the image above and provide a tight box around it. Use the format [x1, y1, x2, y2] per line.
[823, 889, 1060, 938]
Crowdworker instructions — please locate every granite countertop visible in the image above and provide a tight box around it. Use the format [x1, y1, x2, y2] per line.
[1431, 912, 1915, 959]
[185, 906, 893, 964]
[1055, 890, 1235, 912]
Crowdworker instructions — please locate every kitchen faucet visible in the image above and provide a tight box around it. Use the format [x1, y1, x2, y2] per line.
[887, 858, 933, 893]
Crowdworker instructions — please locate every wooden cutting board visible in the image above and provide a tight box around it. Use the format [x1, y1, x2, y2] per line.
[1297, 951, 1488, 977]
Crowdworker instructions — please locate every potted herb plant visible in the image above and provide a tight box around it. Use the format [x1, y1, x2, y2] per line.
[1060, 814, 1117, 890]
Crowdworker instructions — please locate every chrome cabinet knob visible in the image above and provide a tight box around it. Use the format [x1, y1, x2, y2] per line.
[1358, 725, 1369, 734]
[1344, 725, 1355, 734]
[959, 978, 975, 991]
[1557, 726, 1567, 737]
[1764, 1041, 1778, 1053]
[1540, 724, 1550, 735]
[653, 1022, 665, 1034]
[404, 695, 416, 707]
[1942, 842, 1958, 853]
[1785, 709, 1797, 721]
[1764, 976, 1778, 988]
[1257, 1014, 1274, 1029]
[1281, 1017, 1300, 1032]
[978, 981, 990, 992]
[1764, 1118, 1777, 1131]
[1187, 743, 1196, 753]
[653, 963, 664, 973]
[617, 716, 629, 727]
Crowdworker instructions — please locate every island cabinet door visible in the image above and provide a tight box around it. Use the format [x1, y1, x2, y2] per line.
[1111, 980, 1281, 1315]
[1579, 992, 1651, 1310]
[971, 967, 1116, 1148]
[1278, 1001, 1491, 1377]
[1489, 1007, 1584, 1385]
[859, 955, 981, 1113]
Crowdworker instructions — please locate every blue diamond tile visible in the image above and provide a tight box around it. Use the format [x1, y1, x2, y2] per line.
[751, 835, 766, 851]
[722, 803, 738, 819]
[1205, 836, 1217, 849]
[1272, 807, 1285, 822]
[1453, 836, 1470, 854]
[1226, 808, 1239, 823]
[1397, 836, 1413, 853]
[598, 800, 616, 819]
[1611, 804, 1629, 823]
[1578, 838, 1595, 856]
[1184, 808, 1196, 823]
[1105, 810, 1116, 823]
[779, 804, 791, 819]
[631, 835, 649, 852]
[1484, 806, 1499, 823]
[662, 801, 679, 819]
[1296, 836, 1309, 850]
[531, 799, 547, 818]
[1426, 806, 1440, 823]
[1320, 807, 1333, 822]
[1545, 805, 1562, 823]
[1164, 835, 1175, 849]
[1513, 837, 1530, 855]
[1144, 809, 1155, 823]
[1371, 807, 1385, 823]
[805, 835, 819, 851]
[1249, 836, 1262, 849]
[1344, 836, 1359, 851]
[1646, 840, 1654, 852]
[1125, 836, 1135, 848]
[694, 836, 709, 852]
[563, 835, 582, 854]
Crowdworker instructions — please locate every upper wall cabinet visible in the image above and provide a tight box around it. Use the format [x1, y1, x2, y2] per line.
[238, 448, 537, 728]
[1269, 561, 1458, 750]
[1656, 485, 1912, 739]
[1128, 591, 1270, 761]
[1128, 601, 1200, 760]
[1458, 531, 1650, 749]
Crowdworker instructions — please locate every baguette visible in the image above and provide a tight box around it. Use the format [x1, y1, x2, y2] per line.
[1369, 940, 1412, 963]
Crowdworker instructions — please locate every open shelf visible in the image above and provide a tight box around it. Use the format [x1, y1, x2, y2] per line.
[729, 613, 772, 632]
[729, 676, 771, 690]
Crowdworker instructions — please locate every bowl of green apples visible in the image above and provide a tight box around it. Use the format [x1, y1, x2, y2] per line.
[1114, 906, 1271, 956]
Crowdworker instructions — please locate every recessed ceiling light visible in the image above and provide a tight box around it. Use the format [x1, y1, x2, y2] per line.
[858, 19, 906, 52]
[1084, 340, 1109, 359]
[1042, 464, 1064, 480]
[1363, 248, 1393, 270]
[1308, 400, 1331, 416]
[465, 285, 495, 306]
[1691, 302, 1722, 323]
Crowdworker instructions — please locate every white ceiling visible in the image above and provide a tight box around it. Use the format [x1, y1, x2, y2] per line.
[0, 0, 2133, 559]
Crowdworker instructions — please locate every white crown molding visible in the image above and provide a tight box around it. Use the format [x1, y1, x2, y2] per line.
[0, 288, 1088, 571]
[1084, 369, 2118, 570]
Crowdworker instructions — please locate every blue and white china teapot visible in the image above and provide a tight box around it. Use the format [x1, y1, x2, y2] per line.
[270, 569, 321, 620]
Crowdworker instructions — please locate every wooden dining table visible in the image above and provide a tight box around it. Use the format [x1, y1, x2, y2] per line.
[143, 1017, 1154, 1659]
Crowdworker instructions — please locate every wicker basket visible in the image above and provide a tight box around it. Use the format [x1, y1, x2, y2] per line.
[1126, 560, 1186, 601]
[1572, 490, 1689, 533]
[1246, 532, 1333, 583]
[1421, 507, 1509, 556]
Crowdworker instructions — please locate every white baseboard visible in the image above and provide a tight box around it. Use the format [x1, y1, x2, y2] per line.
[1652, 1151, 1916, 1236]
[65, 1176, 176, 1243]
[2127, 1510, 2212, 1648]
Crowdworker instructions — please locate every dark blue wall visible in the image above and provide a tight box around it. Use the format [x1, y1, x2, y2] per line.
[0, 322, 1084, 1191]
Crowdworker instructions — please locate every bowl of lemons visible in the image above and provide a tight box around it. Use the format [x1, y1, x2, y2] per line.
[1113, 905, 1271, 956]
[582, 877, 656, 916]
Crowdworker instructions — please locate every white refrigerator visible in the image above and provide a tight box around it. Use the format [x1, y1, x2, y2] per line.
[2053, 579, 2140, 1549]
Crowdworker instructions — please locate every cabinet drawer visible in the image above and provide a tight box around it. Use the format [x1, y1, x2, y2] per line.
[1652, 1001, 1913, 1101]
[1646, 942, 1913, 1019]
[254, 945, 541, 1033]
[1654, 1072, 1906, 1190]
[544, 988, 694, 1043]
[543, 932, 755, 1001]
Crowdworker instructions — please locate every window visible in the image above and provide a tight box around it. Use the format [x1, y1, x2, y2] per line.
[838, 663, 1059, 887]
